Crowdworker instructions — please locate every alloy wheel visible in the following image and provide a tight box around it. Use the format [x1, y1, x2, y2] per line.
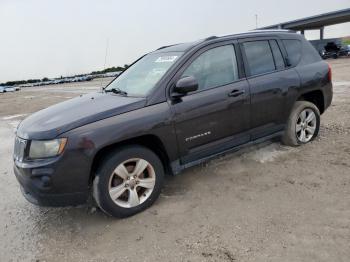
[296, 108, 317, 143]
[108, 158, 156, 208]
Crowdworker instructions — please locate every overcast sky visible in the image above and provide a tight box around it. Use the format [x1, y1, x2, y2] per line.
[0, 0, 349, 82]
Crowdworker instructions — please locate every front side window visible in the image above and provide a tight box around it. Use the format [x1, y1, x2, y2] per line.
[105, 51, 183, 96]
[243, 40, 275, 76]
[181, 45, 239, 91]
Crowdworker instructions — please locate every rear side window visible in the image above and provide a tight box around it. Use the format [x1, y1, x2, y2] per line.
[269, 40, 285, 70]
[283, 39, 301, 67]
[243, 41, 275, 76]
[181, 45, 239, 91]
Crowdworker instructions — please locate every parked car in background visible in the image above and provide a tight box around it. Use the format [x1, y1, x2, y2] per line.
[321, 42, 350, 59]
[6, 86, 16, 92]
[321, 42, 340, 59]
[0, 86, 16, 92]
[13, 30, 333, 218]
[339, 44, 350, 56]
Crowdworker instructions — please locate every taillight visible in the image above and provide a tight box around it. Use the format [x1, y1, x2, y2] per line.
[328, 63, 332, 82]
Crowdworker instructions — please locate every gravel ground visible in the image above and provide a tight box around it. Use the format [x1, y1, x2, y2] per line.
[0, 59, 349, 262]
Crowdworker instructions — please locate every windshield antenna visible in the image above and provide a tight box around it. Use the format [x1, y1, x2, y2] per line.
[100, 38, 109, 92]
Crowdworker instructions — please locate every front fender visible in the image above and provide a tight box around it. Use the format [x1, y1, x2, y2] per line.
[61, 102, 177, 187]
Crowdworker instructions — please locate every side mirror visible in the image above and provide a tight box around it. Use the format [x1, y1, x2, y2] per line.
[172, 76, 198, 98]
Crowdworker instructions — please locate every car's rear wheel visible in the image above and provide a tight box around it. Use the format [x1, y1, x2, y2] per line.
[282, 101, 320, 146]
[93, 145, 164, 218]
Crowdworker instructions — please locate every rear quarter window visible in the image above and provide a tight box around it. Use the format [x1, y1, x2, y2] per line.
[283, 39, 301, 67]
[300, 40, 322, 65]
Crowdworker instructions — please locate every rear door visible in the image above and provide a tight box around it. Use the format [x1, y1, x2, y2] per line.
[239, 37, 300, 139]
[170, 42, 250, 164]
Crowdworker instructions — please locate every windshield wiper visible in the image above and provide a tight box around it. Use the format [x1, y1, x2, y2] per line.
[105, 87, 128, 96]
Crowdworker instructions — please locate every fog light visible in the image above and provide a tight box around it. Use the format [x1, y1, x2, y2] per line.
[40, 176, 51, 187]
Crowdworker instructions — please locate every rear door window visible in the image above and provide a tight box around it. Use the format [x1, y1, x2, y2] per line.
[269, 40, 285, 70]
[283, 39, 302, 67]
[242, 41, 275, 76]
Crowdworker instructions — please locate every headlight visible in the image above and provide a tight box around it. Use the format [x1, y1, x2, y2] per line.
[29, 138, 67, 159]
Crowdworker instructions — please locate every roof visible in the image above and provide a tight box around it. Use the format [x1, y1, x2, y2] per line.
[260, 8, 350, 30]
[154, 30, 297, 53]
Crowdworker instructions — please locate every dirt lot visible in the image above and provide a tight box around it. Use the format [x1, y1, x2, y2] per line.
[0, 59, 349, 262]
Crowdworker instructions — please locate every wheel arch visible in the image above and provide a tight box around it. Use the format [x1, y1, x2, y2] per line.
[90, 134, 172, 185]
[297, 89, 325, 114]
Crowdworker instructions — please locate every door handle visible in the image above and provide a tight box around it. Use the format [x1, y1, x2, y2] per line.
[228, 89, 245, 97]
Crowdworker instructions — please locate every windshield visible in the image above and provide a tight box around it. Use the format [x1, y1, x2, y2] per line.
[105, 51, 183, 97]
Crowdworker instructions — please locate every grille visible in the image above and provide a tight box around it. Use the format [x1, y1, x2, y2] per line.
[14, 137, 27, 162]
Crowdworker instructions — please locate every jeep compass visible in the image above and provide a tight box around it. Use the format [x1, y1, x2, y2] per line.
[13, 30, 333, 217]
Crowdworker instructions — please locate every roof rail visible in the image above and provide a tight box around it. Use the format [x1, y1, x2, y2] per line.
[251, 29, 295, 33]
[157, 44, 177, 50]
[204, 36, 218, 41]
[214, 29, 296, 40]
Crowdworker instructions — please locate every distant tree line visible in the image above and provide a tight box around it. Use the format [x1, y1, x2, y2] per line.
[0, 65, 129, 86]
[0, 78, 42, 86]
[91, 65, 129, 75]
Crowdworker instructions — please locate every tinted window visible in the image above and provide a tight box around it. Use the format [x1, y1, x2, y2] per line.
[270, 40, 285, 70]
[300, 41, 322, 65]
[283, 40, 301, 66]
[181, 45, 239, 91]
[243, 41, 275, 76]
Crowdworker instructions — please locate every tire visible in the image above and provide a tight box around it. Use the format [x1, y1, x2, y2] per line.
[93, 145, 164, 218]
[282, 101, 320, 147]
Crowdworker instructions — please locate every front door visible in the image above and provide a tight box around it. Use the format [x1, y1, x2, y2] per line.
[170, 43, 250, 164]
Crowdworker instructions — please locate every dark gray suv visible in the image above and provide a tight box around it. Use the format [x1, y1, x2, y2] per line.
[13, 30, 332, 217]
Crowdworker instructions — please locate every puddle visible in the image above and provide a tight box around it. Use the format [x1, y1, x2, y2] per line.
[333, 81, 350, 86]
[9, 121, 20, 131]
[2, 114, 27, 120]
[54, 96, 74, 99]
[244, 143, 294, 163]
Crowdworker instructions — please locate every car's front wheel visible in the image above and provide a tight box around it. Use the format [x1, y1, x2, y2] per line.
[282, 101, 320, 146]
[93, 145, 164, 218]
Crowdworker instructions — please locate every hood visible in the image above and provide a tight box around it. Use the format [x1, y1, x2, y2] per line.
[17, 92, 146, 140]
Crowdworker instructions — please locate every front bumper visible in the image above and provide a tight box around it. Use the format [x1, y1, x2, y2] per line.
[13, 159, 88, 207]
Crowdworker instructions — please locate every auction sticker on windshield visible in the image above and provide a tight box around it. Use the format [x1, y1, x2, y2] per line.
[155, 56, 178, 63]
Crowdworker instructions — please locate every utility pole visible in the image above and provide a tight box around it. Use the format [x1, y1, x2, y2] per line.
[255, 14, 258, 29]
[100, 38, 110, 92]
[103, 38, 109, 71]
